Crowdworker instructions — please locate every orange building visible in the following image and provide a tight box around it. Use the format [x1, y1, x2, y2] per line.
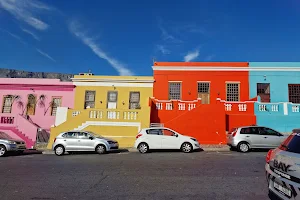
[150, 62, 256, 144]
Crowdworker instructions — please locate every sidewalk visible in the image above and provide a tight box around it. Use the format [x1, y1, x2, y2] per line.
[41, 144, 229, 154]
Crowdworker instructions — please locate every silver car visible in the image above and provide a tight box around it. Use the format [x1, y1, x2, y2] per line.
[266, 128, 300, 200]
[227, 126, 288, 153]
[52, 131, 119, 156]
[0, 132, 26, 157]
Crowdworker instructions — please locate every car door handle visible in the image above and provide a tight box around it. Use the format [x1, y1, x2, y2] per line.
[78, 140, 80, 142]
[64, 140, 66, 141]
[246, 136, 250, 137]
[264, 137, 268, 138]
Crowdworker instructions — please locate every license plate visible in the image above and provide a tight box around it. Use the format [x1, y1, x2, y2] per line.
[274, 181, 292, 197]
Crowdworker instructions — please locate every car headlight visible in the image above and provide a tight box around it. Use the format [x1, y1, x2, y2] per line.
[191, 138, 197, 142]
[108, 141, 115, 144]
[8, 141, 16, 144]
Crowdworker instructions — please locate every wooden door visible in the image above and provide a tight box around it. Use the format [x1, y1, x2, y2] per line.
[26, 94, 36, 115]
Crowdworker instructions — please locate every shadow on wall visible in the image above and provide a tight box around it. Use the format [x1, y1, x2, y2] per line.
[150, 100, 160, 125]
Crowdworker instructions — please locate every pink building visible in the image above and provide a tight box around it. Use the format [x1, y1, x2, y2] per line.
[0, 78, 75, 148]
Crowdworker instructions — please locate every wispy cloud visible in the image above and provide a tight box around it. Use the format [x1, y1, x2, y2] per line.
[21, 28, 40, 41]
[0, 28, 26, 44]
[0, 0, 51, 31]
[205, 55, 215, 61]
[68, 20, 134, 76]
[36, 48, 56, 62]
[156, 45, 170, 55]
[158, 17, 182, 43]
[184, 49, 200, 62]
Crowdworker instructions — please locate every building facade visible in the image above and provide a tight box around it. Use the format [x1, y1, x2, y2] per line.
[150, 62, 256, 144]
[0, 78, 75, 148]
[47, 74, 154, 148]
[249, 62, 300, 133]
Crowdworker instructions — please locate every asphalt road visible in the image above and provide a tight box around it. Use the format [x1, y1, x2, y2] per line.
[0, 150, 269, 200]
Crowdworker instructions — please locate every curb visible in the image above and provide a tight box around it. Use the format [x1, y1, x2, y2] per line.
[41, 147, 230, 154]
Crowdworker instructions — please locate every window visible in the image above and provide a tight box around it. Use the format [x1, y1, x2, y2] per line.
[107, 91, 118, 102]
[26, 94, 36, 115]
[62, 132, 77, 138]
[169, 82, 181, 100]
[162, 129, 175, 136]
[279, 133, 300, 154]
[146, 129, 162, 135]
[258, 127, 280, 136]
[197, 82, 210, 104]
[129, 92, 140, 109]
[51, 97, 62, 116]
[288, 84, 300, 103]
[226, 83, 240, 101]
[240, 127, 259, 135]
[84, 91, 95, 109]
[257, 83, 270, 102]
[2, 96, 12, 113]
[77, 132, 91, 139]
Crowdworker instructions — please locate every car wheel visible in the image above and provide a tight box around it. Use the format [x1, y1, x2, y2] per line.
[238, 142, 250, 153]
[181, 142, 193, 153]
[54, 145, 65, 156]
[138, 143, 149, 154]
[0, 145, 6, 157]
[96, 144, 106, 154]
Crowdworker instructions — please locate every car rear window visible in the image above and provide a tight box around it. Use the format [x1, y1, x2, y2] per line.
[280, 133, 300, 154]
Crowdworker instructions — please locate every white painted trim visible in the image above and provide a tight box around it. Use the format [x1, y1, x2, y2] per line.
[74, 121, 141, 132]
[197, 81, 211, 83]
[225, 81, 241, 83]
[283, 103, 288, 115]
[73, 82, 153, 88]
[216, 98, 256, 103]
[150, 97, 201, 103]
[72, 78, 154, 83]
[152, 66, 300, 71]
[168, 81, 183, 83]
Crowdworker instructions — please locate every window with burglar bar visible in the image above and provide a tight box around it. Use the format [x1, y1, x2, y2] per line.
[84, 91, 95, 109]
[226, 83, 240, 101]
[257, 83, 270, 102]
[197, 82, 210, 104]
[129, 92, 140, 109]
[168, 82, 181, 100]
[51, 97, 62, 116]
[288, 84, 300, 103]
[2, 96, 12, 113]
[107, 91, 118, 102]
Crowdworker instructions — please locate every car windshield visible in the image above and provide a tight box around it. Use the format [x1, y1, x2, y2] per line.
[0, 132, 13, 139]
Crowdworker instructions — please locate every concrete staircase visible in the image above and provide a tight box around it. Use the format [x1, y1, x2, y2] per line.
[0, 126, 35, 149]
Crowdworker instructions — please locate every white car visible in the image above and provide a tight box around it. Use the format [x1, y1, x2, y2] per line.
[134, 127, 200, 153]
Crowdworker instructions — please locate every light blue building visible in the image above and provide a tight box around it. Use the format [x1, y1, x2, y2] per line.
[249, 62, 300, 133]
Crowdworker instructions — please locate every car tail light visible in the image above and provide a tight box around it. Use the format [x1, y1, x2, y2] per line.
[232, 130, 237, 137]
[136, 134, 142, 139]
[266, 149, 273, 163]
[54, 138, 56, 143]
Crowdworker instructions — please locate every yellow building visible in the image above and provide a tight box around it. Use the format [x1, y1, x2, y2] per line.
[47, 73, 154, 149]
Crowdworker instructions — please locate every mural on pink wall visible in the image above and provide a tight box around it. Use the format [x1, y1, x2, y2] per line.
[0, 78, 75, 148]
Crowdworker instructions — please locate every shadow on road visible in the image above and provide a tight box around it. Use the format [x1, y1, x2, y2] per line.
[4, 150, 43, 157]
[66, 148, 129, 155]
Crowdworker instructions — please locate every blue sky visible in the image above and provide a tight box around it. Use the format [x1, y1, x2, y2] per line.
[0, 0, 299, 76]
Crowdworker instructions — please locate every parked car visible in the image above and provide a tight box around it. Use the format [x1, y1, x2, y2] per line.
[227, 126, 288, 153]
[265, 128, 300, 200]
[0, 132, 26, 157]
[134, 127, 200, 153]
[52, 131, 119, 156]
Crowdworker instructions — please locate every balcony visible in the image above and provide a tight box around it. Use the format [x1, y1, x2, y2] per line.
[255, 102, 300, 116]
[69, 109, 140, 121]
[216, 98, 255, 114]
[152, 98, 201, 111]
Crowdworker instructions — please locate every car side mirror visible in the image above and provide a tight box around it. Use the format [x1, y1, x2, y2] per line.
[175, 134, 178, 137]
[89, 137, 94, 140]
